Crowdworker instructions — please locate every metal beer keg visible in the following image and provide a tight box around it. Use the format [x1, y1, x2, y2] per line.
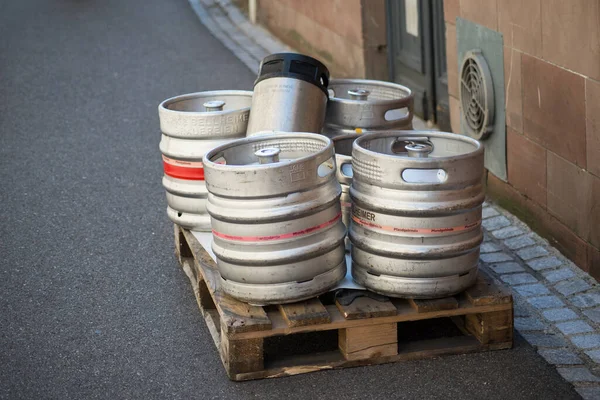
[158, 90, 252, 230]
[349, 131, 485, 298]
[203, 133, 347, 304]
[246, 53, 330, 136]
[323, 79, 414, 138]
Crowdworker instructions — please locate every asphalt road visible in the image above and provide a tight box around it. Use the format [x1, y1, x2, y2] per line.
[0, 0, 582, 399]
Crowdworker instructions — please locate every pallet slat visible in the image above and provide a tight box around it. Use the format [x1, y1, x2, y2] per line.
[409, 297, 459, 313]
[335, 295, 397, 320]
[278, 298, 331, 327]
[465, 270, 513, 306]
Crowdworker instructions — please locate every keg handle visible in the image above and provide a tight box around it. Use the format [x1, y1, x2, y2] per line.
[338, 161, 353, 185]
[382, 99, 414, 125]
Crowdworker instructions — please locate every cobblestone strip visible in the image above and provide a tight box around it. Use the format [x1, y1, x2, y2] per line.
[481, 200, 600, 398]
[188, 0, 292, 73]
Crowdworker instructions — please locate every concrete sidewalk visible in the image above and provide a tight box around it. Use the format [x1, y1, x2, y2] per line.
[0, 0, 583, 398]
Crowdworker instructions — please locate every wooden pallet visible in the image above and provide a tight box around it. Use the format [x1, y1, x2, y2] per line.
[174, 225, 514, 381]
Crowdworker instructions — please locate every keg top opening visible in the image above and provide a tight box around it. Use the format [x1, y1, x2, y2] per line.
[355, 131, 482, 160]
[159, 91, 252, 114]
[254, 53, 330, 96]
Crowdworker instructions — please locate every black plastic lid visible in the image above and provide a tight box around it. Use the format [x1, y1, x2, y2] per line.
[254, 53, 330, 96]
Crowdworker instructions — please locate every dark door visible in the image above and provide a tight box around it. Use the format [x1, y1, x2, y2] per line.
[387, 0, 450, 130]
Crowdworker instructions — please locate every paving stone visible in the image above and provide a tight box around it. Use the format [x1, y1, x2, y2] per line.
[488, 262, 525, 274]
[514, 317, 547, 331]
[585, 349, 600, 363]
[527, 256, 564, 271]
[542, 308, 579, 322]
[542, 268, 575, 283]
[583, 307, 600, 323]
[480, 242, 501, 253]
[500, 273, 538, 286]
[480, 252, 513, 263]
[482, 207, 499, 219]
[522, 333, 567, 348]
[556, 367, 600, 382]
[576, 387, 600, 400]
[537, 348, 583, 365]
[514, 283, 551, 297]
[482, 215, 511, 231]
[556, 320, 595, 335]
[517, 246, 549, 260]
[571, 293, 600, 309]
[555, 279, 592, 297]
[514, 301, 530, 317]
[491, 226, 524, 239]
[527, 296, 566, 310]
[504, 235, 536, 250]
[570, 334, 600, 349]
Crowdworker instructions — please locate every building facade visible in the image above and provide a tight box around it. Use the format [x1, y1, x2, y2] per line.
[253, 0, 600, 277]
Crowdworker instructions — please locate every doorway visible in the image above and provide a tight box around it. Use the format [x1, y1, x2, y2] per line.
[386, 0, 450, 131]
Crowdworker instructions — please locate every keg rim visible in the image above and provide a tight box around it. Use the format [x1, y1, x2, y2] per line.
[203, 132, 333, 170]
[254, 52, 330, 96]
[158, 90, 253, 116]
[353, 130, 483, 161]
[328, 79, 413, 105]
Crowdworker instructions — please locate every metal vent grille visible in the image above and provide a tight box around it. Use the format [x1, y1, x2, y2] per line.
[459, 50, 494, 140]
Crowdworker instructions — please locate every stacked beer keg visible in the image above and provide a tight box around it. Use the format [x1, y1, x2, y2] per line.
[159, 52, 485, 305]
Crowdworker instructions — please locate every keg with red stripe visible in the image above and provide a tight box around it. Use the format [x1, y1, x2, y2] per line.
[158, 91, 252, 230]
[203, 133, 347, 305]
[349, 131, 485, 298]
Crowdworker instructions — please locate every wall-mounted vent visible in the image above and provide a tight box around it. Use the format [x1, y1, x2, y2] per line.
[456, 18, 506, 181]
[460, 50, 494, 140]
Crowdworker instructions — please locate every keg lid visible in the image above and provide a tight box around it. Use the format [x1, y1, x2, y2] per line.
[254, 53, 330, 96]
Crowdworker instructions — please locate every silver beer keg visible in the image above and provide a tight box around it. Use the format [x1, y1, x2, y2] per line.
[203, 133, 347, 305]
[323, 79, 414, 138]
[349, 131, 485, 298]
[158, 90, 252, 230]
[246, 53, 330, 136]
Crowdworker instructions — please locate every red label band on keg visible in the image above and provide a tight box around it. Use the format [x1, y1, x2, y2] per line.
[341, 202, 352, 208]
[212, 213, 342, 242]
[352, 207, 481, 235]
[162, 155, 205, 180]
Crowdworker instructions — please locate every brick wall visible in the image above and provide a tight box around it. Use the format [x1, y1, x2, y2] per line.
[445, 0, 600, 276]
[256, 0, 388, 79]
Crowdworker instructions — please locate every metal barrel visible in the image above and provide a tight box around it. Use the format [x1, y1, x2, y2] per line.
[246, 53, 330, 136]
[332, 134, 360, 249]
[349, 130, 485, 299]
[158, 90, 252, 230]
[323, 79, 414, 138]
[203, 133, 347, 305]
